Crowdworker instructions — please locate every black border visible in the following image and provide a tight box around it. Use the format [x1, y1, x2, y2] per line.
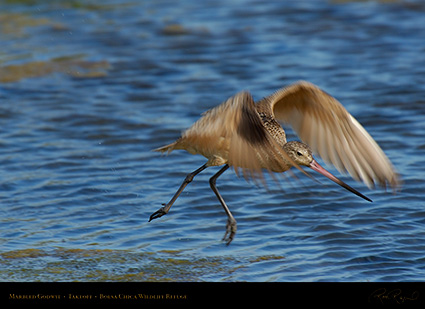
[2, 282, 424, 306]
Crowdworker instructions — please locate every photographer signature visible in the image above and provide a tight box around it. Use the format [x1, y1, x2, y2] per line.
[369, 288, 419, 304]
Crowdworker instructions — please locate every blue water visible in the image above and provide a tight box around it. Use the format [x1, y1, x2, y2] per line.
[1, 0, 425, 282]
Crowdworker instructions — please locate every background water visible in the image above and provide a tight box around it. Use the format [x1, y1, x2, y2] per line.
[0, 0, 424, 282]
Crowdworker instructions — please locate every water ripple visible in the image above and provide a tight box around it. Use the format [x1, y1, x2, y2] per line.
[1, 0, 425, 282]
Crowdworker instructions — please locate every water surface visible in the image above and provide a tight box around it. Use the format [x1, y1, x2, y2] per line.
[1, 0, 425, 282]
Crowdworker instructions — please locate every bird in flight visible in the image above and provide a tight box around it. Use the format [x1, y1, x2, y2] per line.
[149, 81, 400, 245]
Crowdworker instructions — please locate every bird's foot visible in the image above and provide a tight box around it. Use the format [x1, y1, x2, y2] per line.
[222, 217, 237, 245]
[148, 204, 168, 222]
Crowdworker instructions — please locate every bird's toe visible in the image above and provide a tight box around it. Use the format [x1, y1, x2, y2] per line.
[222, 218, 237, 245]
[148, 205, 168, 222]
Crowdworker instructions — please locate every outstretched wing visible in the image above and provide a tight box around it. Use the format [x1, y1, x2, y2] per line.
[256, 81, 400, 189]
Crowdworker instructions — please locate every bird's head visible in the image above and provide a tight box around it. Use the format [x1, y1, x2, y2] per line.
[283, 141, 313, 167]
[283, 141, 372, 202]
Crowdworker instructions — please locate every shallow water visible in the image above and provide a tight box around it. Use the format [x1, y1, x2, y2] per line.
[1, 0, 425, 282]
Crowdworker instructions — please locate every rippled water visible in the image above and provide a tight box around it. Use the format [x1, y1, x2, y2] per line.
[1, 0, 425, 282]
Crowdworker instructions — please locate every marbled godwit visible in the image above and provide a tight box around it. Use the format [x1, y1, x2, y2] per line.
[149, 81, 400, 245]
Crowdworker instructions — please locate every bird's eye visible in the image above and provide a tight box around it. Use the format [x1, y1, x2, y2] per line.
[296, 151, 302, 156]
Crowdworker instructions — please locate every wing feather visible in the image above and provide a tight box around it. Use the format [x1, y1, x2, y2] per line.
[257, 81, 400, 189]
[224, 91, 307, 180]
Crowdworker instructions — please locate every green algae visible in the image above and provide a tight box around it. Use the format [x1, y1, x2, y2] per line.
[1, 248, 48, 259]
[0, 57, 110, 83]
[0, 12, 51, 37]
[0, 247, 285, 282]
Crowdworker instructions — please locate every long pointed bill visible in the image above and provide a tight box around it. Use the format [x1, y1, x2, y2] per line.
[309, 159, 372, 202]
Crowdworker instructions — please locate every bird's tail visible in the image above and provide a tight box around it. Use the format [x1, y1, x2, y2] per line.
[154, 141, 178, 153]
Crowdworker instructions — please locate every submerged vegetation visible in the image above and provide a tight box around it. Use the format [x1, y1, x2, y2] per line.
[0, 247, 285, 281]
[0, 11, 110, 83]
[0, 57, 110, 83]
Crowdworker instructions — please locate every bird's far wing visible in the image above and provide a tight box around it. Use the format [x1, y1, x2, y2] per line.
[257, 81, 400, 189]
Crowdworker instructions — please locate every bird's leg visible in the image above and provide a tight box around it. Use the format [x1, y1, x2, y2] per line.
[149, 163, 208, 222]
[209, 164, 236, 245]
